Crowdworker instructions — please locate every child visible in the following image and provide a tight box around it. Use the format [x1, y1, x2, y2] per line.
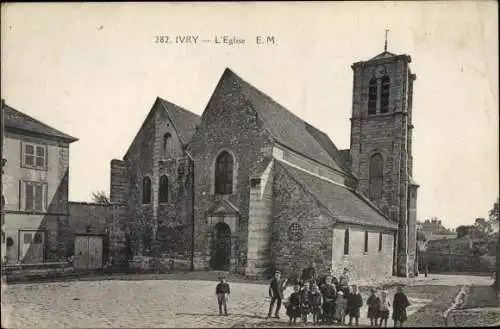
[347, 284, 363, 326]
[334, 290, 347, 324]
[392, 286, 410, 327]
[286, 284, 302, 325]
[300, 283, 312, 323]
[378, 290, 391, 327]
[310, 284, 323, 325]
[215, 276, 230, 316]
[367, 288, 381, 327]
[339, 268, 350, 295]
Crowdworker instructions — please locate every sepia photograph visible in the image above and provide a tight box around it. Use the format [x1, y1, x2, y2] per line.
[1, 1, 499, 328]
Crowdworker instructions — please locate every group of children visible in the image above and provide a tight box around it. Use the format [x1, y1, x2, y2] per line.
[284, 280, 365, 326]
[215, 269, 411, 327]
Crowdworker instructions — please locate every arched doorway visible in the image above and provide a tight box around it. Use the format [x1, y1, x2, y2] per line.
[211, 222, 231, 270]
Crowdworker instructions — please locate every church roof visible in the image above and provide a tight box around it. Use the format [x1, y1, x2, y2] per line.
[157, 97, 201, 144]
[338, 149, 350, 166]
[217, 68, 347, 174]
[278, 161, 397, 230]
[123, 97, 200, 160]
[2, 102, 78, 142]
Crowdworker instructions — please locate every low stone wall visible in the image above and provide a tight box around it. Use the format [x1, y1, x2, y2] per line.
[128, 255, 191, 273]
[2, 261, 75, 282]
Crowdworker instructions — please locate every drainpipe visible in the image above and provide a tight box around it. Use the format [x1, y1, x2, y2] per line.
[185, 147, 195, 271]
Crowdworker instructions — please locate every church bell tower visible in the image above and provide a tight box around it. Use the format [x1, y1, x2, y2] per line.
[348, 35, 419, 277]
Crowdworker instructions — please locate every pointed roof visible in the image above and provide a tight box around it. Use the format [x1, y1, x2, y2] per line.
[278, 161, 397, 230]
[157, 97, 201, 144]
[3, 103, 78, 142]
[369, 51, 397, 61]
[123, 97, 200, 160]
[215, 68, 347, 174]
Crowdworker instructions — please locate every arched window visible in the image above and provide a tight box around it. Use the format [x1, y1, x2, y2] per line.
[142, 176, 151, 204]
[344, 229, 350, 255]
[163, 133, 172, 157]
[159, 175, 168, 203]
[368, 78, 377, 115]
[380, 76, 390, 113]
[378, 232, 383, 251]
[369, 153, 384, 201]
[215, 151, 234, 195]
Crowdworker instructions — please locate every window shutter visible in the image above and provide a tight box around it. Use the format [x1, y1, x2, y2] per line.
[25, 183, 34, 210]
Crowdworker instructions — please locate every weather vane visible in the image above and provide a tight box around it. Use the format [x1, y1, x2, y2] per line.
[384, 29, 390, 52]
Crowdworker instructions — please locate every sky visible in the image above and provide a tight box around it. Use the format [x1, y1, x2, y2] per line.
[1, 2, 498, 229]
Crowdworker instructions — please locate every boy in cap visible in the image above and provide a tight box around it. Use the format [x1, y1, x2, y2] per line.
[347, 284, 363, 326]
[215, 275, 230, 316]
[267, 270, 286, 319]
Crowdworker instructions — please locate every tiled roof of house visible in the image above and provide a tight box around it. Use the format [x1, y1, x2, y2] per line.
[278, 161, 397, 230]
[158, 97, 201, 144]
[218, 68, 347, 174]
[3, 103, 78, 142]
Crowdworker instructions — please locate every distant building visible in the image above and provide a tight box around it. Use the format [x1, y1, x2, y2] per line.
[417, 218, 455, 241]
[1, 102, 78, 264]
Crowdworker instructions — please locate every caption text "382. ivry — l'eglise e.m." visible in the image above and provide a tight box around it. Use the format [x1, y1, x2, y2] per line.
[154, 35, 277, 46]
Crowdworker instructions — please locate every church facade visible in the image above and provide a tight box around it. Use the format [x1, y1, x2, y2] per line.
[110, 50, 419, 281]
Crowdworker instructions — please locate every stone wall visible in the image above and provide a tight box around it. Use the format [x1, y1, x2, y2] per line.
[68, 202, 128, 268]
[189, 70, 274, 273]
[332, 225, 395, 282]
[270, 162, 334, 278]
[110, 159, 129, 204]
[349, 55, 415, 277]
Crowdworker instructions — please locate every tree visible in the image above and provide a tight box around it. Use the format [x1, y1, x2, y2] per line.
[475, 217, 493, 237]
[456, 225, 474, 239]
[491, 198, 500, 292]
[92, 191, 110, 205]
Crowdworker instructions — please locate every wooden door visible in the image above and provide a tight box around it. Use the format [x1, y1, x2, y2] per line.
[74, 235, 89, 270]
[88, 236, 103, 269]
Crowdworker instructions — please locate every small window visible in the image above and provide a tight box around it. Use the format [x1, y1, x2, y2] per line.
[380, 76, 390, 113]
[142, 176, 152, 204]
[163, 133, 172, 157]
[23, 143, 46, 168]
[159, 175, 169, 203]
[364, 231, 369, 253]
[250, 178, 261, 189]
[288, 223, 303, 241]
[34, 232, 43, 244]
[368, 78, 377, 115]
[24, 233, 32, 244]
[344, 229, 350, 255]
[378, 232, 383, 251]
[24, 182, 46, 211]
[215, 151, 234, 195]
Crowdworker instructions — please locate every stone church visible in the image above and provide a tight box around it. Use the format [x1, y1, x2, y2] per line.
[109, 49, 419, 281]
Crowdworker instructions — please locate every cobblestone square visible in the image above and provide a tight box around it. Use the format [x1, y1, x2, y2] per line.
[1, 274, 496, 328]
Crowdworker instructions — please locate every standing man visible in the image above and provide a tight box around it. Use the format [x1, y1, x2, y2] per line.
[267, 270, 286, 319]
[301, 261, 317, 284]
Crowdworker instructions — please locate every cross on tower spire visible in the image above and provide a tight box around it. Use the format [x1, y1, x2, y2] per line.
[384, 29, 390, 52]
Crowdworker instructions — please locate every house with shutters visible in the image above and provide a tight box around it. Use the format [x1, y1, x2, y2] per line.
[110, 48, 419, 281]
[1, 101, 78, 264]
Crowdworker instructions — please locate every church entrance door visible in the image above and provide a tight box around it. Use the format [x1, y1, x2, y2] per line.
[211, 222, 231, 270]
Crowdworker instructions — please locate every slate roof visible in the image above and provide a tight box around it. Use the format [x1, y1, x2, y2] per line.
[338, 149, 351, 168]
[278, 161, 397, 230]
[158, 97, 200, 144]
[3, 103, 78, 142]
[218, 68, 347, 174]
